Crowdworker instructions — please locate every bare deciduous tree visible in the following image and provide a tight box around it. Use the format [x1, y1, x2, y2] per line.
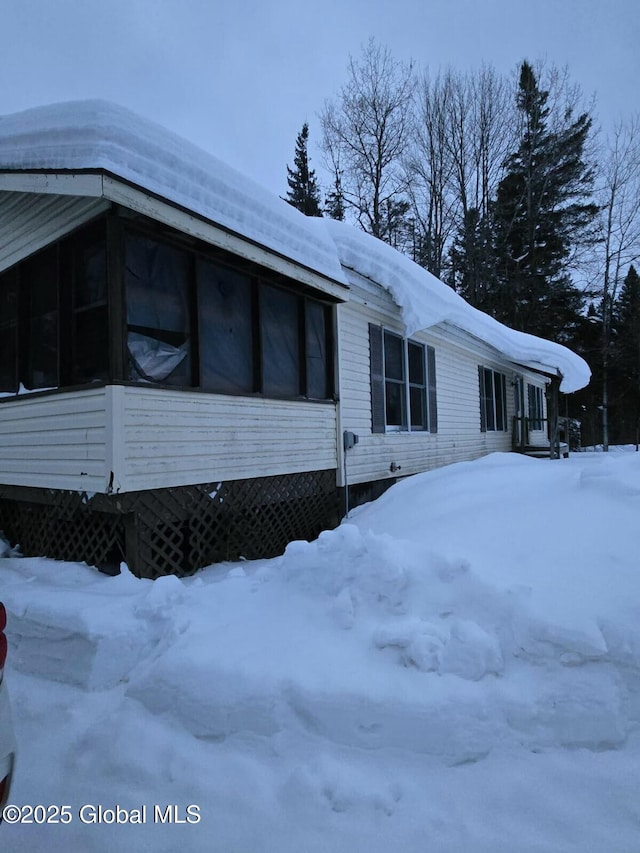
[320, 39, 416, 242]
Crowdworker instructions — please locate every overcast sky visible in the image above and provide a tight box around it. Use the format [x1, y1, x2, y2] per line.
[1, 0, 638, 198]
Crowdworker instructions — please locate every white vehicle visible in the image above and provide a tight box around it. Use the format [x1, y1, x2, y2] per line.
[0, 602, 15, 820]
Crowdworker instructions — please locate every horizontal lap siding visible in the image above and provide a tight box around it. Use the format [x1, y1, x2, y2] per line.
[0, 191, 109, 272]
[0, 389, 108, 491]
[119, 387, 338, 492]
[337, 275, 543, 486]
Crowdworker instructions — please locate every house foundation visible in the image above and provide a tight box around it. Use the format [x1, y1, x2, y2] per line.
[0, 470, 339, 579]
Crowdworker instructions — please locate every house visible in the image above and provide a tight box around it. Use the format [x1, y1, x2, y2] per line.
[0, 101, 590, 579]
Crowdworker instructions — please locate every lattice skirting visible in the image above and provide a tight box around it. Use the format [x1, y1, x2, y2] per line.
[0, 470, 339, 580]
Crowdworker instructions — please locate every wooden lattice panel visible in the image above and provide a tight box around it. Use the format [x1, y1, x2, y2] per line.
[0, 469, 339, 580]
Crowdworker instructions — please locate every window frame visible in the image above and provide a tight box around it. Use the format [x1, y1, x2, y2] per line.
[479, 366, 508, 433]
[0, 213, 337, 403]
[527, 383, 545, 431]
[369, 324, 437, 434]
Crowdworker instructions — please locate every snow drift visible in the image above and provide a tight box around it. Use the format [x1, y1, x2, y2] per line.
[1, 451, 639, 852]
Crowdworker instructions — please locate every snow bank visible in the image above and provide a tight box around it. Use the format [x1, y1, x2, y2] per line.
[0, 100, 346, 286]
[1, 451, 640, 851]
[319, 219, 591, 392]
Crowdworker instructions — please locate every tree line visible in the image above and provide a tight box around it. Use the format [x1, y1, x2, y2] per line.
[283, 40, 640, 450]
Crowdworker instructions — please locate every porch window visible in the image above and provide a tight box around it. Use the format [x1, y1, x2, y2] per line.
[369, 324, 437, 433]
[0, 269, 18, 392]
[260, 284, 301, 397]
[25, 246, 59, 389]
[479, 366, 507, 432]
[528, 384, 545, 430]
[305, 300, 331, 400]
[125, 232, 193, 386]
[197, 259, 254, 394]
[72, 230, 109, 384]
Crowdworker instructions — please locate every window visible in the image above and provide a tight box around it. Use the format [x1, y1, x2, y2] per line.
[0, 222, 110, 395]
[528, 383, 544, 430]
[72, 228, 109, 384]
[305, 300, 331, 400]
[369, 324, 437, 433]
[261, 284, 301, 397]
[197, 259, 254, 394]
[0, 269, 18, 393]
[0, 214, 335, 402]
[25, 246, 59, 389]
[125, 232, 193, 386]
[479, 367, 507, 432]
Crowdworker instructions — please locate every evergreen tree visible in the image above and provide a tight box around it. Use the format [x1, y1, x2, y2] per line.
[490, 62, 598, 342]
[324, 167, 345, 220]
[611, 265, 640, 445]
[284, 123, 322, 216]
[448, 207, 497, 307]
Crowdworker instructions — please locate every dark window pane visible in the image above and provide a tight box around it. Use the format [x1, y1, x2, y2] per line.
[306, 300, 329, 399]
[483, 368, 495, 431]
[25, 247, 58, 388]
[75, 239, 107, 309]
[384, 331, 404, 381]
[528, 384, 544, 430]
[408, 341, 425, 384]
[495, 371, 505, 431]
[261, 285, 300, 397]
[73, 237, 109, 383]
[0, 270, 18, 392]
[385, 380, 406, 426]
[198, 259, 254, 394]
[125, 233, 192, 385]
[410, 385, 426, 428]
[74, 307, 109, 383]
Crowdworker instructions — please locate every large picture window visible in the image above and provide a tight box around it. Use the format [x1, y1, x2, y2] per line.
[479, 366, 507, 432]
[369, 325, 437, 433]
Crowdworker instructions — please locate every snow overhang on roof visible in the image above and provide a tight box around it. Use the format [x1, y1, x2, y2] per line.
[0, 100, 348, 292]
[318, 219, 591, 394]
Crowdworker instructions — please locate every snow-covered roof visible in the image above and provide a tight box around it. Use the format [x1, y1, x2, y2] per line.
[0, 100, 590, 392]
[318, 220, 590, 393]
[0, 99, 347, 286]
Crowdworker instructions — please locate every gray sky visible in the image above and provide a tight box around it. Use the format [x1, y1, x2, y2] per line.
[1, 0, 638, 197]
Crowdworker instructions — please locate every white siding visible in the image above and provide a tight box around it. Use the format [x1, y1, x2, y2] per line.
[0, 191, 109, 272]
[0, 388, 108, 492]
[115, 386, 338, 492]
[337, 273, 551, 486]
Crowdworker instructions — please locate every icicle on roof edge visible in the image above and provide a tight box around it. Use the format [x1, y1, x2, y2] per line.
[318, 219, 590, 393]
[0, 100, 346, 287]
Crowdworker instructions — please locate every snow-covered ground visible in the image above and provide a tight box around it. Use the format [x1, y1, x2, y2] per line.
[1, 450, 640, 852]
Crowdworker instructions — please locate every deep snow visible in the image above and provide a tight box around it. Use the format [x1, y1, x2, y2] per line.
[0, 100, 589, 393]
[1, 450, 640, 852]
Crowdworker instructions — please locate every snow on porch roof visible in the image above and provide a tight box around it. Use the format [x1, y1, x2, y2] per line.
[318, 219, 591, 393]
[0, 99, 347, 287]
[0, 100, 590, 393]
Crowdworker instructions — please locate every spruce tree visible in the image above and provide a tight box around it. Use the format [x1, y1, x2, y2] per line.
[449, 208, 497, 308]
[284, 123, 322, 217]
[491, 62, 598, 342]
[324, 168, 345, 221]
[611, 265, 640, 445]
